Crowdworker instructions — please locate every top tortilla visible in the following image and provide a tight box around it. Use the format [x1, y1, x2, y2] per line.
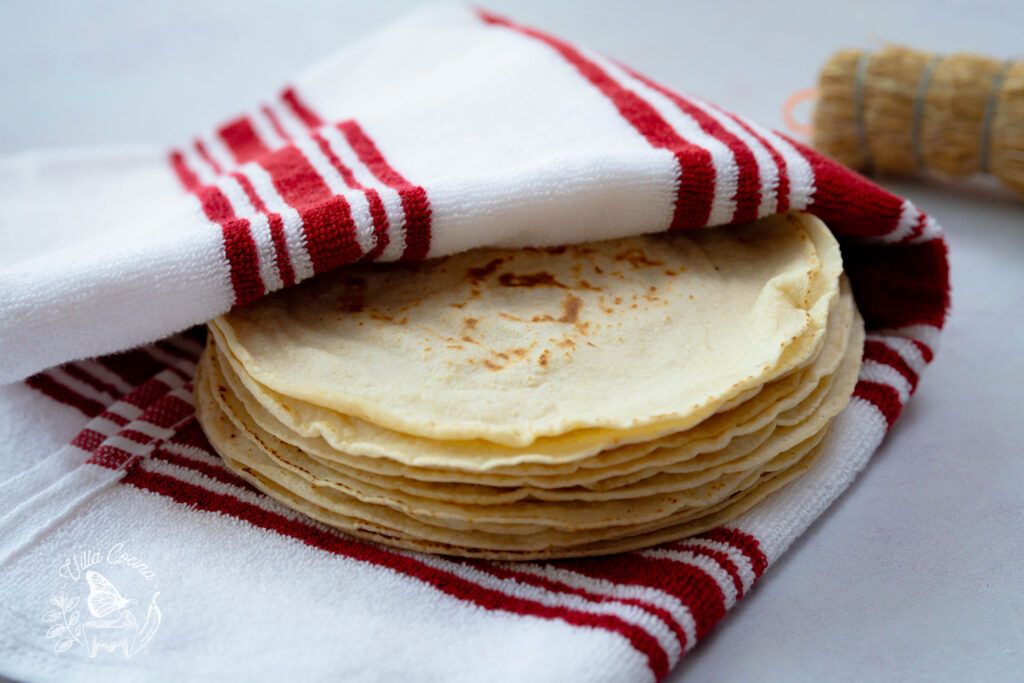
[215, 211, 841, 446]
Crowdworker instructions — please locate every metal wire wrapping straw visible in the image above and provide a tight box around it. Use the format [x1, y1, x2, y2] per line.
[813, 46, 1024, 197]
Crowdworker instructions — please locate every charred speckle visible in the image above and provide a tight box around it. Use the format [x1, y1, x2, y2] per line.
[466, 258, 506, 283]
[497, 271, 569, 288]
[615, 248, 664, 268]
[558, 295, 583, 324]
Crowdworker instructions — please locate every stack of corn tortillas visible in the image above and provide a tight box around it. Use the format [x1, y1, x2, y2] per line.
[195, 211, 864, 560]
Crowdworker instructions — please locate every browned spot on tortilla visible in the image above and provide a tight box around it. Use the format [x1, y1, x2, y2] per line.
[538, 350, 550, 367]
[445, 344, 464, 350]
[465, 257, 506, 283]
[368, 310, 397, 323]
[544, 245, 568, 255]
[511, 347, 530, 357]
[576, 279, 601, 291]
[482, 359, 503, 371]
[556, 337, 575, 349]
[497, 271, 569, 288]
[496, 294, 585, 333]
[615, 248, 664, 268]
[461, 335, 479, 344]
[449, 302, 466, 309]
[593, 265, 604, 274]
[558, 295, 583, 324]
[463, 317, 479, 330]
[644, 286, 667, 304]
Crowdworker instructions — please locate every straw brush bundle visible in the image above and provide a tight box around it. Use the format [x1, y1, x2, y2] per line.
[813, 46, 1024, 196]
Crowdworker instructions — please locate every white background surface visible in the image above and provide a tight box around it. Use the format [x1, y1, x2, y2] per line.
[1, 1, 1022, 680]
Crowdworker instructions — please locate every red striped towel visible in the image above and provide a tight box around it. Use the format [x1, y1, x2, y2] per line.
[0, 6, 949, 681]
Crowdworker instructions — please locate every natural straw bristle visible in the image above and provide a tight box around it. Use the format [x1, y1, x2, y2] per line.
[813, 46, 1024, 197]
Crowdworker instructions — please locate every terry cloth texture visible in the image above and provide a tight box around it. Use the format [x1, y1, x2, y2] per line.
[0, 6, 948, 682]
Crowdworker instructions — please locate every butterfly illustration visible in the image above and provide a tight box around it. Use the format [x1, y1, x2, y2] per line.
[85, 571, 136, 618]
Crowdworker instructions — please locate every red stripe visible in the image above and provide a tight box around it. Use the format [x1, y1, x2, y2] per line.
[462, 559, 686, 656]
[478, 10, 715, 231]
[311, 132, 363, 189]
[910, 339, 934, 364]
[623, 67, 761, 223]
[863, 340, 919, 391]
[261, 105, 292, 142]
[193, 139, 223, 175]
[280, 86, 323, 129]
[108, 378, 168, 415]
[258, 145, 362, 273]
[854, 380, 904, 428]
[232, 172, 296, 288]
[218, 117, 270, 164]
[153, 340, 201, 363]
[169, 151, 265, 304]
[142, 394, 195, 429]
[909, 213, 928, 241]
[310, 131, 392, 261]
[89, 444, 139, 470]
[556, 554, 726, 642]
[698, 528, 768, 579]
[25, 373, 105, 417]
[60, 363, 123, 400]
[359, 189, 392, 261]
[71, 428, 108, 452]
[170, 419, 213, 450]
[98, 410, 130, 427]
[170, 151, 200, 191]
[840, 238, 950, 330]
[722, 112, 790, 213]
[337, 120, 432, 260]
[119, 429, 155, 446]
[96, 362, 167, 401]
[121, 466, 666, 678]
[672, 543, 746, 599]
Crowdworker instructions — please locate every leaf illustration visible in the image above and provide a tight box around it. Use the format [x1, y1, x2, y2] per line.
[54, 639, 74, 653]
[49, 595, 62, 608]
[45, 624, 66, 639]
[66, 596, 80, 610]
[42, 611, 61, 623]
[67, 611, 79, 627]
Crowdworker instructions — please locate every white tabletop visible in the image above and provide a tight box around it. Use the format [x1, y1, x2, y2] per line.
[2, 1, 1022, 680]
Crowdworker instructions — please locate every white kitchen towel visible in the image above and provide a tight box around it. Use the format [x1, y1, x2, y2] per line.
[0, 5, 949, 682]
